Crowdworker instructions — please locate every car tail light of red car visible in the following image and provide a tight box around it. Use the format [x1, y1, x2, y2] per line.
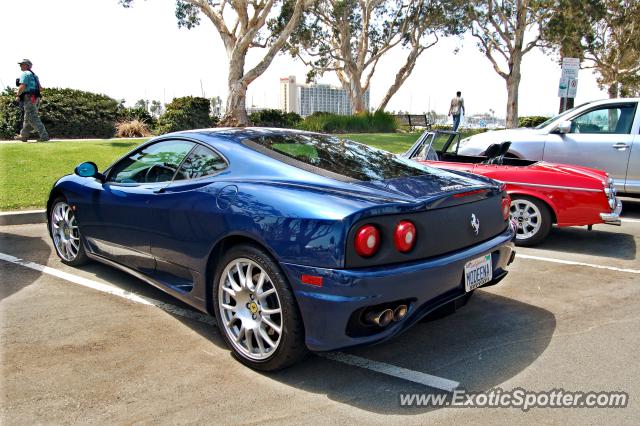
[354, 224, 380, 257]
[394, 220, 416, 253]
[501, 194, 511, 220]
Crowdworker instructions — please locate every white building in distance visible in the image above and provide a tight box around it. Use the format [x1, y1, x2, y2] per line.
[279, 76, 369, 117]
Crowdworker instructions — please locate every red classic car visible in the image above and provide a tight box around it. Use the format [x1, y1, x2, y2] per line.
[404, 131, 622, 246]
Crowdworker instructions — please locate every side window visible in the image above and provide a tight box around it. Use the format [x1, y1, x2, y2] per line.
[174, 145, 227, 180]
[571, 105, 635, 134]
[109, 140, 195, 183]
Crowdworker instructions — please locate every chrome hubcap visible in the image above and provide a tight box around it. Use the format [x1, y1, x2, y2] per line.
[50, 202, 80, 261]
[510, 199, 542, 240]
[218, 258, 282, 360]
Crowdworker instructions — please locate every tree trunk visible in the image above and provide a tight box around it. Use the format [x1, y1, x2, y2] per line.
[608, 82, 619, 98]
[223, 80, 249, 126]
[349, 80, 365, 114]
[221, 53, 249, 127]
[505, 53, 522, 128]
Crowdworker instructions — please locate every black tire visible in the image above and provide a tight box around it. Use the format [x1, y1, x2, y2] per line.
[212, 244, 307, 371]
[49, 197, 89, 266]
[510, 195, 552, 246]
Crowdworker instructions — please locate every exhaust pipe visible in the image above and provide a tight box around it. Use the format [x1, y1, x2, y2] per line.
[364, 308, 394, 327]
[393, 304, 408, 322]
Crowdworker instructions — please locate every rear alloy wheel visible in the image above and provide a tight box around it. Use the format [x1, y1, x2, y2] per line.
[49, 198, 89, 266]
[510, 196, 552, 246]
[213, 244, 307, 371]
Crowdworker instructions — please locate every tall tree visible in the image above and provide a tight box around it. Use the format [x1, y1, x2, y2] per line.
[543, 0, 639, 100]
[540, 0, 603, 111]
[468, 0, 549, 128]
[121, 0, 310, 126]
[283, 0, 464, 113]
[582, 0, 640, 98]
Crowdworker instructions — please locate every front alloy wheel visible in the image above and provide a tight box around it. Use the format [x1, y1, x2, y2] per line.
[213, 244, 307, 371]
[509, 196, 552, 246]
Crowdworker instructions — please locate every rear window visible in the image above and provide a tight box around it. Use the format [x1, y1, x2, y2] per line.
[245, 133, 434, 181]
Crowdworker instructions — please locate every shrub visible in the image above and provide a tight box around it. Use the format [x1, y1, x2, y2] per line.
[0, 87, 120, 139]
[299, 110, 398, 133]
[0, 88, 21, 139]
[117, 105, 156, 129]
[156, 96, 215, 134]
[115, 119, 152, 137]
[518, 116, 549, 128]
[249, 109, 302, 128]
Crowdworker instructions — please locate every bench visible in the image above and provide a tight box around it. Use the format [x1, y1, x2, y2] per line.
[394, 114, 432, 131]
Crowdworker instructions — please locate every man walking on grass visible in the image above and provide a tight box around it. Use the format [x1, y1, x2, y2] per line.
[448, 91, 465, 132]
[15, 59, 49, 142]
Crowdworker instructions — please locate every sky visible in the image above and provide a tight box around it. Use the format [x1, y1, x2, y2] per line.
[1, 0, 610, 118]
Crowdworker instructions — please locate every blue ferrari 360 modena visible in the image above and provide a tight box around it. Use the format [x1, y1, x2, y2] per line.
[47, 128, 516, 370]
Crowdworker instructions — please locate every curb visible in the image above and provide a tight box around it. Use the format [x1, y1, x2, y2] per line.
[0, 209, 46, 226]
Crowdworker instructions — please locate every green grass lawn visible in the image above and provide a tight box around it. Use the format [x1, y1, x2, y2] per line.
[0, 139, 147, 210]
[0, 130, 482, 210]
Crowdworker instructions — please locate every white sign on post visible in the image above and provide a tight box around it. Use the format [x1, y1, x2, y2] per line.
[559, 58, 580, 98]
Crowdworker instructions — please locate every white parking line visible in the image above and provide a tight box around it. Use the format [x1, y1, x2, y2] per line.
[518, 254, 640, 274]
[0, 251, 460, 390]
[320, 352, 460, 392]
[0, 252, 214, 324]
[621, 218, 640, 224]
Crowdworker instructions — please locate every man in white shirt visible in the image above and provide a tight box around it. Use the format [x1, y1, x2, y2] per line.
[448, 91, 465, 131]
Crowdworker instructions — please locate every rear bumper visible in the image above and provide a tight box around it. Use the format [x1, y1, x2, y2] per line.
[281, 226, 516, 352]
[600, 198, 623, 225]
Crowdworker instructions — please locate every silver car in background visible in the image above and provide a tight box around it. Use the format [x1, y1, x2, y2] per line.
[458, 98, 640, 195]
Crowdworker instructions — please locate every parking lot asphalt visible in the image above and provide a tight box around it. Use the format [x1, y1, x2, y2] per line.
[1, 199, 639, 424]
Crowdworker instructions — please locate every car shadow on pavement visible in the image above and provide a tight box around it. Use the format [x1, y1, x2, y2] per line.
[534, 226, 636, 260]
[0, 232, 52, 301]
[262, 290, 556, 415]
[75, 261, 556, 415]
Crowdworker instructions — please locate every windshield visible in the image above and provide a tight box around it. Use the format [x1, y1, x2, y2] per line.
[534, 102, 590, 129]
[246, 133, 436, 181]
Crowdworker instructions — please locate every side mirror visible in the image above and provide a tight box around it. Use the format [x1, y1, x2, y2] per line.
[554, 120, 572, 134]
[74, 162, 105, 182]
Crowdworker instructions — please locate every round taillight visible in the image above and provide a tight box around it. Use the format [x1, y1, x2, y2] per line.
[354, 224, 380, 257]
[394, 220, 416, 253]
[501, 195, 511, 220]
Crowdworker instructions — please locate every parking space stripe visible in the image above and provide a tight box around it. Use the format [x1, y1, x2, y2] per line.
[621, 218, 640, 223]
[518, 253, 640, 274]
[320, 352, 460, 392]
[0, 252, 214, 324]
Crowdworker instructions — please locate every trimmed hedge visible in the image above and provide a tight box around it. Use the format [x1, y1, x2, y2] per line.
[518, 116, 549, 128]
[250, 109, 302, 128]
[156, 96, 215, 134]
[0, 87, 119, 139]
[299, 111, 398, 133]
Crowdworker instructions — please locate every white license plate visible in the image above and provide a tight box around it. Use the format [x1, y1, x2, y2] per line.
[464, 254, 492, 292]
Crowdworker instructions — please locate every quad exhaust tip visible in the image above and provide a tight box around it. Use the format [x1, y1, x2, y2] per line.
[365, 304, 408, 327]
[365, 308, 394, 327]
[393, 304, 408, 322]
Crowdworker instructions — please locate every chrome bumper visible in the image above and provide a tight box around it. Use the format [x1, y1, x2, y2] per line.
[600, 198, 622, 225]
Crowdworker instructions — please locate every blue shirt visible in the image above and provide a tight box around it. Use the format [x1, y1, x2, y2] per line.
[19, 71, 38, 93]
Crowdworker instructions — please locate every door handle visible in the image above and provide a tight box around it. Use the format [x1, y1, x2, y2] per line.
[612, 143, 629, 150]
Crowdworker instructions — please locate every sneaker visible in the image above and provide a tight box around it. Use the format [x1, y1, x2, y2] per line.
[14, 135, 28, 142]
